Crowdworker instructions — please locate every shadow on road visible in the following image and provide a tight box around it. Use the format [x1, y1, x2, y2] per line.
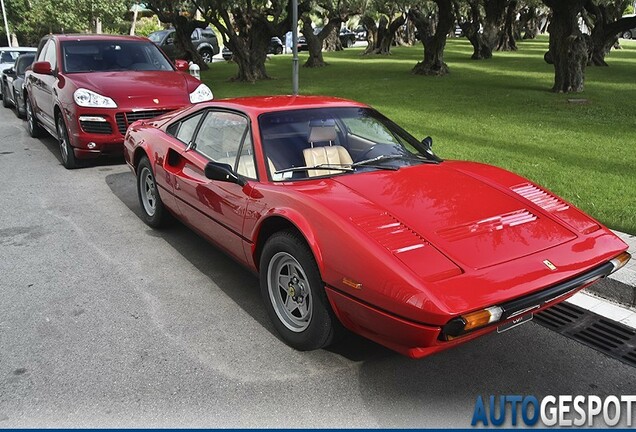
[105, 170, 393, 362]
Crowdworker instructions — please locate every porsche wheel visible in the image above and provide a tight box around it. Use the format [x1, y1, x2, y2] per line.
[137, 156, 170, 228]
[14, 89, 25, 118]
[26, 97, 43, 138]
[57, 115, 78, 169]
[2, 83, 9, 108]
[260, 230, 339, 351]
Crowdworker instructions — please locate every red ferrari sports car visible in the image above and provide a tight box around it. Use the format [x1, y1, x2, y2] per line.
[123, 95, 630, 358]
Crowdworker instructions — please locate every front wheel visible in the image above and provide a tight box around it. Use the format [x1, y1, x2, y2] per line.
[623, 31, 632, 40]
[26, 96, 43, 138]
[57, 115, 78, 169]
[1, 82, 9, 108]
[260, 230, 340, 351]
[137, 156, 171, 228]
[14, 89, 25, 118]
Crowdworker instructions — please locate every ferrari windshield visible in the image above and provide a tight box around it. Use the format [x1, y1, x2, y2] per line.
[259, 107, 439, 181]
[61, 40, 174, 73]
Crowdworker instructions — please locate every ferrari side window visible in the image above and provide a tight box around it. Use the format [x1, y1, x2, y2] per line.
[174, 112, 204, 144]
[194, 111, 256, 179]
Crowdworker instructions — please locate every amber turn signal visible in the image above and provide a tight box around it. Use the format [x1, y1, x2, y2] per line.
[610, 252, 631, 274]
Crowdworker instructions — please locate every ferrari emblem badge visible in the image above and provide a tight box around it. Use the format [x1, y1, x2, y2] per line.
[543, 259, 557, 271]
[153, 98, 159, 104]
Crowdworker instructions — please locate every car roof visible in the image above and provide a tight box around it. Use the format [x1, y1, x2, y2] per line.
[0, 47, 37, 52]
[49, 34, 150, 43]
[208, 95, 369, 115]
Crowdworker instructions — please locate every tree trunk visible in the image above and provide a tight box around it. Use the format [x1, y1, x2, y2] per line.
[585, 2, 636, 66]
[302, 18, 340, 67]
[459, 0, 493, 60]
[229, 36, 271, 81]
[323, 26, 342, 52]
[496, 0, 518, 51]
[482, 0, 508, 51]
[544, 0, 587, 93]
[410, 1, 454, 76]
[363, 14, 406, 55]
[521, 6, 539, 39]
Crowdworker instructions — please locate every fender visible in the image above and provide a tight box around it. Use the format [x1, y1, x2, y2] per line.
[249, 206, 325, 276]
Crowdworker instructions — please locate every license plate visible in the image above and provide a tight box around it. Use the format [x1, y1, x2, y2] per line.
[497, 313, 533, 333]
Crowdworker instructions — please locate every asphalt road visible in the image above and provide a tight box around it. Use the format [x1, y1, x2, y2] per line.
[0, 105, 633, 428]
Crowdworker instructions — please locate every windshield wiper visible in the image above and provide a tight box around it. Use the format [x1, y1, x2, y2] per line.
[352, 153, 439, 168]
[274, 164, 354, 175]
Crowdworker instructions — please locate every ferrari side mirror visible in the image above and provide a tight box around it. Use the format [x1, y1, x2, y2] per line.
[205, 161, 247, 186]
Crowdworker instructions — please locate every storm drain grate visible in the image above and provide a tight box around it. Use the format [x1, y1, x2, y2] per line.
[535, 302, 636, 368]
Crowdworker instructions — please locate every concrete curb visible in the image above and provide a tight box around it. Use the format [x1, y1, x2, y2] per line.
[584, 230, 636, 309]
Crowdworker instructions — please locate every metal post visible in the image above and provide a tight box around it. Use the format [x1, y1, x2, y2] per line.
[292, 0, 298, 95]
[1, 0, 11, 47]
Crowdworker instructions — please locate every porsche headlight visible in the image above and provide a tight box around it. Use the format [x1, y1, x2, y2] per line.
[73, 88, 117, 108]
[189, 83, 213, 103]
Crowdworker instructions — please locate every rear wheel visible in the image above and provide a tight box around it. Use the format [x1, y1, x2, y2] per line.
[260, 230, 341, 351]
[346, 38, 354, 48]
[137, 156, 171, 228]
[200, 48, 213, 64]
[623, 31, 632, 40]
[275, 45, 283, 55]
[26, 96, 43, 138]
[57, 114, 78, 169]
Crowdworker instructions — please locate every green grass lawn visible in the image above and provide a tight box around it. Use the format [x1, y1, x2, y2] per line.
[200, 36, 636, 235]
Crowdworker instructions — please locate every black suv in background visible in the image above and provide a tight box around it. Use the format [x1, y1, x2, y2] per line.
[149, 28, 220, 63]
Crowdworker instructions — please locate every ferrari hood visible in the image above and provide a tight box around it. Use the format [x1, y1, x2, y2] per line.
[332, 163, 577, 270]
[65, 71, 196, 107]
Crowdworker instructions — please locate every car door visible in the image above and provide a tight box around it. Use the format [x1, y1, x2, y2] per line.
[31, 38, 57, 131]
[161, 31, 177, 60]
[171, 109, 257, 263]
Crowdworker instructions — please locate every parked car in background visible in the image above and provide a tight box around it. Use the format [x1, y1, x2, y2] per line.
[1, 52, 36, 117]
[339, 28, 356, 47]
[0, 47, 37, 99]
[620, 15, 635, 39]
[221, 37, 284, 61]
[354, 25, 367, 41]
[123, 95, 630, 359]
[149, 27, 220, 63]
[25, 34, 213, 169]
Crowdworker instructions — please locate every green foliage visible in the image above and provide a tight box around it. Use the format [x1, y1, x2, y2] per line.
[625, 4, 635, 14]
[134, 17, 164, 37]
[4, 0, 128, 45]
[201, 36, 636, 234]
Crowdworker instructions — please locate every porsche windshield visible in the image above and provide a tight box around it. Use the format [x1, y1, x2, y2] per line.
[61, 40, 174, 73]
[259, 107, 438, 181]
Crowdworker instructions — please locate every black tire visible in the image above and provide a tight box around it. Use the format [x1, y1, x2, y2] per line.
[136, 156, 171, 228]
[346, 39, 354, 48]
[623, 31, 632, 40]
[25, 96, 43, 138]
[200, 48, 213, 64]
[2, 82, 10, 108]
[57, 114, 79, 169]
[14, 89, 24, 118]
[275, 45, 283, 55]
[260, 230, 341, 351]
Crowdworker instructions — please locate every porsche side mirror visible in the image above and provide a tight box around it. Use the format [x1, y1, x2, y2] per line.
[174, 59, 189, 72]
[166, 37, 174, 45]
[32, 61, 52, 75]
[205, 161, 247, 186]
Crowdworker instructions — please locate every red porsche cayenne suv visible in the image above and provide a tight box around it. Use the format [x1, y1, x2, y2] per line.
[25, 34, 213, 169]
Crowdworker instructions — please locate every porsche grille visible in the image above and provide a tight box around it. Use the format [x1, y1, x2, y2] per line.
[115, 110, 172, 135]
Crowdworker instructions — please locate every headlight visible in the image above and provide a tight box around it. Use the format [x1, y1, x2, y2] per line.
[73, 88, 117, 108]
[189, 83, 213, 103]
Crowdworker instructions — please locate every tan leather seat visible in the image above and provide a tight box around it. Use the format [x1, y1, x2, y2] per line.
[218, 155, 256, 179]
[303, 124, 352, 177]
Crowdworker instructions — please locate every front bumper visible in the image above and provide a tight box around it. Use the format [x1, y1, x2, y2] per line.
[67, 107, 179, 159]
[326, 253, 629, 359]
